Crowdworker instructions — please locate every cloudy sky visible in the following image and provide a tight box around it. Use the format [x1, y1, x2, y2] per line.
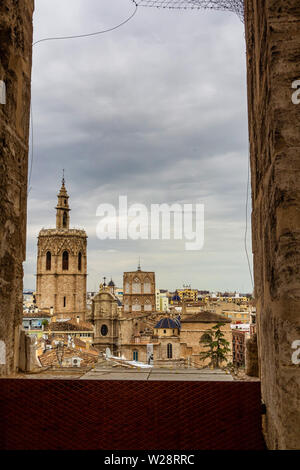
[24, 0, 253, 293]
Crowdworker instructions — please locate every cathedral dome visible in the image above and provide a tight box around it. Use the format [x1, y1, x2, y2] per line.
[172, 294, 181, 301]
[108, 279, 115, 287]
[154, 317, 178, 329]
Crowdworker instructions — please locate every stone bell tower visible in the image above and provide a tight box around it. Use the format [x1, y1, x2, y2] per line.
[35, 176, 88, 319]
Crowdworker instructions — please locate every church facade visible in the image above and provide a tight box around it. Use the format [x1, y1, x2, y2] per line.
[35, 178, 87, 320]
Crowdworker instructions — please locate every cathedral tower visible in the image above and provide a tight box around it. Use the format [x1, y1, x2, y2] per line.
[123, 263, 156, 316]
[35, 177, 87, 319]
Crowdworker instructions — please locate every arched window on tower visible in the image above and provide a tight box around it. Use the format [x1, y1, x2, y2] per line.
[144, 277, 151, 294]
[167, 343, 173, 359]
[132, 277, 141, 294]
[46, 251, 51, 271]
[63, 211, 67, 228]
[78, 252, 82, 271]
[62, 251, 69, 270]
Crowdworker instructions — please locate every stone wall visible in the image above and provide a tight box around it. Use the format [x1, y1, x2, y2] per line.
[0, 0, 34, 375]
[245, 0, 300, 449]
[245, 333, 259, 377]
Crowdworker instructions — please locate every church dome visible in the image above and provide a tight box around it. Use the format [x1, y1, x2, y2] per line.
[172, 294, 181, 301]
[154, 317, 178, 329]
[108, 279, 115, 287]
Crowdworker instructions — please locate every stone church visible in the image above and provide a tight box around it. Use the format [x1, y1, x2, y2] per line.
[35, 178, 87, 320]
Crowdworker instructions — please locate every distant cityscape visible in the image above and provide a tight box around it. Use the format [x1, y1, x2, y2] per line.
[20, 180, 256, 375]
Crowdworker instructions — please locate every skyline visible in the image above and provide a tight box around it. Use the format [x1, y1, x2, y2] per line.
[24, 0, 252, 293]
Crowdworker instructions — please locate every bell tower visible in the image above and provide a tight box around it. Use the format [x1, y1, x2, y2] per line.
[36, 175, 88, 320]
[55, 172, 70, 229]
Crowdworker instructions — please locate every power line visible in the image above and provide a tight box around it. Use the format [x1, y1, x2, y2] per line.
[28, 2, 138, 193]
[33, 3, 138, 46]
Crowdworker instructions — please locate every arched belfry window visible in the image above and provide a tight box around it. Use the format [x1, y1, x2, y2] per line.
[78, 252, 82, 271]
[144, 277, 151, 294]
[46, 251, 51, 271]
[167, 343, 173, 359]
[63, 211, 67, 228]
[132, 298, 141, 312]
[62, 251, 69, 270]
[132, 277, 141, 294]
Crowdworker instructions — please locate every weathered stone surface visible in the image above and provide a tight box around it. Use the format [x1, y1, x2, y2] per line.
[245, 333, 259, 377]
[245, 0, 300, 450]
[0, 0, 34, 375]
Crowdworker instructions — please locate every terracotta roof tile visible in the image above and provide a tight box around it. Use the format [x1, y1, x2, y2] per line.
[181, 311, 231, 323]
[38, 346, 98, 368]
[45, 320, 94, 332]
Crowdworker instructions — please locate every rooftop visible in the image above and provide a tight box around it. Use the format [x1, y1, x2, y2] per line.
[181, 311, 231, 323]
[45, 320, 94, 332]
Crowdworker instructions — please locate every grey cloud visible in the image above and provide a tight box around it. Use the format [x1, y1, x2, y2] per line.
[24, 0, 252, 293]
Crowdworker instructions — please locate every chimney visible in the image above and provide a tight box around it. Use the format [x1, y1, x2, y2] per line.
[50, 306, 54, 316]
[76, 316, 80, 324]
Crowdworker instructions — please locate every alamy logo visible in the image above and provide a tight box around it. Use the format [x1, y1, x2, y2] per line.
[291, 80, 300, 104]
[0, 80, 6, 105]
[291, 340, 300, 365]
[96, 196, 204, 251]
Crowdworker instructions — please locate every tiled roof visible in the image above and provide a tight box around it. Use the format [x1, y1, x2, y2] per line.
[23, 310, 52, 318]
[154, 317, 179, 329]
[38, 347, 98, 368]
[181, 311, 231, 323]
[45, 320, 94, 332]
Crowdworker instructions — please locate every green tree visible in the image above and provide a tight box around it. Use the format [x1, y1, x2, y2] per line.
[199, 322, 231, 368]
[41, 319, 49, 327]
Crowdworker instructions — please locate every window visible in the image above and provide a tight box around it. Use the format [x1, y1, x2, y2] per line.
[63, 296, 66, 307]
[101, 325, 108, 336]
[46, 251, 51, 270]
[132, 277, 141, 294]
[132, 298, 141, 311]
[78, 252, 82, 271]
[133, 350, 138, 361]
[167, 343, 173, 359]
[63, 211, 67, 228]
[62, 251, 69, 270]
[144, 278, 151, 293]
